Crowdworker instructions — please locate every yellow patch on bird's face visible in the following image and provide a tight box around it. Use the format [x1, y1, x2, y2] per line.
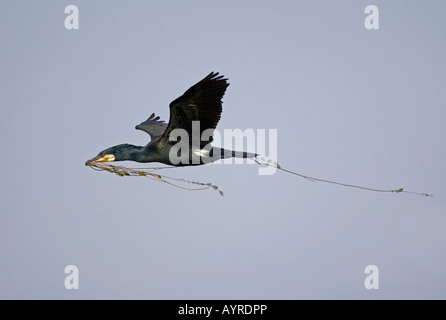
[96, 154, 115, 162]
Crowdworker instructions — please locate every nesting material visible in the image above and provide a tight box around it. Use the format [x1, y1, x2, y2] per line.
[86, 161, 224, 196]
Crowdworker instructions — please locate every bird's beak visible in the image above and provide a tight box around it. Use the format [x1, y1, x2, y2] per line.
[85, 154, 115, 166]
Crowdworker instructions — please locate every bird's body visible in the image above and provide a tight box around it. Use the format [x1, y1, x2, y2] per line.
[86, 72, 256, 166]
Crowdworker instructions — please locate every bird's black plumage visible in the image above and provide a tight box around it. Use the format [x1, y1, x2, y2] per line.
[161, 72, 228, 148]
[135, 113, 167, 141]
[86, 72, 256, 166]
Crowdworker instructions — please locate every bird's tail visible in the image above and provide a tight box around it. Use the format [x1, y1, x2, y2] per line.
[219, 148, 257, 159]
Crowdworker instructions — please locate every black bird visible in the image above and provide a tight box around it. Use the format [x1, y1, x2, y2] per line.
[86, 72, 256, 166]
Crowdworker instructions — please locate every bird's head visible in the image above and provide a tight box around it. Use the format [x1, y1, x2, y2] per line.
[85, 144, 135, 165]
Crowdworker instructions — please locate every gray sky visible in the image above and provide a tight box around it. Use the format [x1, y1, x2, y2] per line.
[1, 0, 445, 299]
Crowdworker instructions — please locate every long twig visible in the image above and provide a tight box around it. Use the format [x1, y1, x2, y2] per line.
[255, 158, 433, 197]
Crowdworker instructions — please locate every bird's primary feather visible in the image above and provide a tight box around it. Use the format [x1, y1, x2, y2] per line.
[134, 72, 229, 149]
[160, 72, 229, 148]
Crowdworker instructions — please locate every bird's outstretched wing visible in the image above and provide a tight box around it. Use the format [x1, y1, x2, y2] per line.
[159, 72, 229, 147]
[135, 113, 168, 141]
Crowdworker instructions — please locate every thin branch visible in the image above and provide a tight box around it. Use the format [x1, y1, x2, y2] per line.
[255, 158, 433, 197]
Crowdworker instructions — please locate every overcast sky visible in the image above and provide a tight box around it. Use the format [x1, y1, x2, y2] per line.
[1, 1, 445, 299]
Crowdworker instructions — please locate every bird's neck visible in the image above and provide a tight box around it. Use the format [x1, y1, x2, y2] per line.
[127, 144, 159, 163]
[121, 145, 142, 162]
